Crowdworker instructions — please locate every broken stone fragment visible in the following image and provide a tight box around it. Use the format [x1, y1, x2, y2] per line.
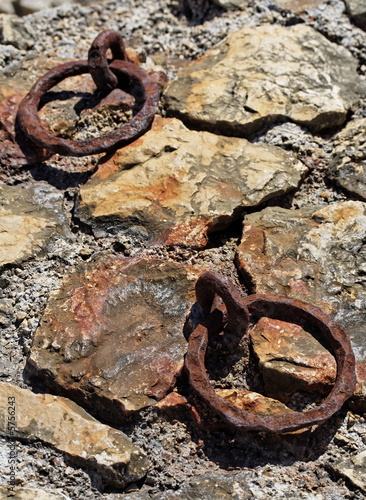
[0, 182, 69, 267]
[0, 382, 148, 488]
[216, 388, 296, 416]
[0, 14, 33, 50]
[157, 473, 254, 499]
[272, 0, 326, 13]
[164, 25, 363, 135]
[0, 0, 15, 14]
[77, 116, 306, 247]
[27, 254, 203, 423]
[0, 485, 68, 499]
[328, 118, 366, 200]
[249, 317, 336, 402]
[330, 450, 366, 492]
[236, 201, 366, 409]
[344, 0, 366, 30]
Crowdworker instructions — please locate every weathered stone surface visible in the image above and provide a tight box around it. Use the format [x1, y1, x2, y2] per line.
[0, 14, 33, 50]
[345, 0, 366, 30]
[0, 1, 15, 14]
[27, 254, 203, 422]
[328, 118, 366, 200]
[216, 388, 296, 416]
[0, 485, 68, 499]
[158, 473, 253, 499]
[236, 201, 366, 408]
[249, 317, 336, 401]
[15, 0, 98, 16]
[0, 382, 148, 488]
[350, 362, 366, 413]
[77, 116, 306, 247]
[0, 182, 68, 267]
[164, 25, 363, 135]
[330, 450, 366, 492]
[273, 0, 326, 13]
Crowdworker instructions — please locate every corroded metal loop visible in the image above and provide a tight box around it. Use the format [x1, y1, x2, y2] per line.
[185, 273, 357, 433]
[88, 30, 128, 91]
[195, 271, 249, 342]
[17, 52, 162, 157]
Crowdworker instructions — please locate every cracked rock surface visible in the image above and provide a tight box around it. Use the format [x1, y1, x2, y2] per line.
[164, 24, 364, 136]
[0, 382, 148, 488]
[77, 116, 306, 247]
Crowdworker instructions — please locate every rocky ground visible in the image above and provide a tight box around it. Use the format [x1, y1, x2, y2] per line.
[1, 0, 366, 498]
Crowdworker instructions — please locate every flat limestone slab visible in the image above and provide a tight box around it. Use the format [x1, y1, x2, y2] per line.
[77, 117, 306, 247]
[27, 254, 203, 422]
[328, 118, 366, 200]
[164, 25, 364, 135]
[0, 183, 68, 267]
[0, 382, 148, 488]
[0, 485, 68, 499]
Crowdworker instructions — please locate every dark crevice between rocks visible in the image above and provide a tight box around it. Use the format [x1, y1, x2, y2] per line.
[204, 188, 298, 250]
[28, 162, 97, 191]
[163, 106, 355, 145]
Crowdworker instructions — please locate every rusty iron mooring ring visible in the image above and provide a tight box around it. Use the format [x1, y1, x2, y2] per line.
[17, 37, 161, 156]
[185, 271, 357, 433]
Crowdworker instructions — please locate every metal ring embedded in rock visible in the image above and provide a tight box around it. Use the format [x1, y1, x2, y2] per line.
[185, 271, 357, 434]
[16, 31, 162, 157]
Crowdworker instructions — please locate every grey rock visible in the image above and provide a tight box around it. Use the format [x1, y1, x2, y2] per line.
[157, 473, 253, 499]
[272, 0, 327, 13]
[0, 485, 69, 499]
[211, 0, 247, 10]
[0, 382, 149, 488]
[345, 0, 366, 30]
[164, 24, 364, 135]
[0, 183, 69, 268]
[27, 254, 203, 422]
[328, 118, 366, 200]
[330, 450, 366, 491]
[0, 0, 15, 14]
[0, 14, 33, 50]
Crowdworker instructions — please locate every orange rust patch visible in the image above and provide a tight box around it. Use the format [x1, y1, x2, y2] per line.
[161, 218, 210, 247]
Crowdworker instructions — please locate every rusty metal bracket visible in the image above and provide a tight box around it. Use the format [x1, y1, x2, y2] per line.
[17, 31, 165, 157]
[185, 271, 357, 433]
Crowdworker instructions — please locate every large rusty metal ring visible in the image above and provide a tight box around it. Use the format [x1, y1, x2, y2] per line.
[17, 34, 162, 157]
[185, 272, 357, 433]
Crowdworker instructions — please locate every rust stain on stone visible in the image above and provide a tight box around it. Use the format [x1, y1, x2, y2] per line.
[27, 255, 204, 422]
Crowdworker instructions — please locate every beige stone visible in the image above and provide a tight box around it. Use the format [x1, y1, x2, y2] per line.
[216, 388, 295, 416]
[164, 25, 364, 135]
[0, 382, 148, 488]
[0, 183, 68, 267]
[77, 116, 306, 247]
[249, 317, 336, 401]
[331, 450, 366, 492]
[0, 485, 68, 499]
[274, 0, 326, 13]
[328, 118, 366, 200]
